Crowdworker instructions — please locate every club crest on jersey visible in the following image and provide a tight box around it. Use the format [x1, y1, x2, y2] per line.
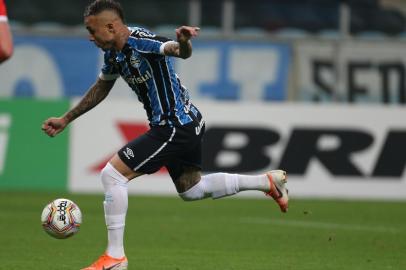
[130, 54, 141, 68]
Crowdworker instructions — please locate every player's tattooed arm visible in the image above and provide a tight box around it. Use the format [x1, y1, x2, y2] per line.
[163, 26, 200, 59]
[163, 41, 191, 59]
[42, 78, 115, 137]
[63, 78, 115, 123]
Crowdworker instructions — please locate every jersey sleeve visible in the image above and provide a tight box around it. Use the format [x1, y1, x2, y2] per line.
[0, 0, 8, 22]
[99, 51, 120, 81]
[130, 27, 174, 55]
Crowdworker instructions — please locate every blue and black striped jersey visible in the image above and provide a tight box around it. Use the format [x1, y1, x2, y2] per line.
[100, 26, 201, 127]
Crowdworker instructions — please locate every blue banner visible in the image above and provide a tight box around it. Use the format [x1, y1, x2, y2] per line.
[0, 35, 291, 101]
[184, 41, 291, 100]
[0, 36, 99, 98]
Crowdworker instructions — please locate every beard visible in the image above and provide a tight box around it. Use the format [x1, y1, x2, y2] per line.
[94, 39, 115, 50]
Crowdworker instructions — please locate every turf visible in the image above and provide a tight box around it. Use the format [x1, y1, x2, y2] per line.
[0, 191, 405, 270]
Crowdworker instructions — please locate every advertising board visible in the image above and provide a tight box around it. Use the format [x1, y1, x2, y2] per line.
[0, 100, 69, 190]
[69, 100, 406, 199]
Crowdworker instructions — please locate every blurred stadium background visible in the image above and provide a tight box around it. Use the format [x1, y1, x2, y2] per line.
[1, 0, 406, 198]
[0, 1, 406, 269]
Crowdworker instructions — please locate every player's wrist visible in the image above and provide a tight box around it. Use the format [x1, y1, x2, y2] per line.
[61, 115, 71, 126]
[176, 35, 189, 44]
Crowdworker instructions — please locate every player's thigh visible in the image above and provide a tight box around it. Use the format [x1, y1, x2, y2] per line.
[169, 165, 202, 193]
[118, 126, 175, 175]
[109, 154, 143, 180]
[166, 141, 203, 192]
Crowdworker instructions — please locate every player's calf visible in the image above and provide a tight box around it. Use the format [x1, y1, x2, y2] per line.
[178, 170, 289, 212]
[179, 173, 239, 201]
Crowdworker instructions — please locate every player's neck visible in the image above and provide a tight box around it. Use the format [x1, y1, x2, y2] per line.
[114, 26, 131, 51]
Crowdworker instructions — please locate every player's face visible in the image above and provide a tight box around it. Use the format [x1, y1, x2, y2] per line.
[84, 14, 115, 50]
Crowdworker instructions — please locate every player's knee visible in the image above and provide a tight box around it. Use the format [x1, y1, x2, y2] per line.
[100, 162, 128, 187]
[179, 180, 206, 201]
[174, 168, 201, 193]
[176, 169, 205, 201]
[101, 163, 114, 187]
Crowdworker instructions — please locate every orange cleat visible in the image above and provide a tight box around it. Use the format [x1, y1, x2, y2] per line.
[265, 170, 289, 213]
[81, 253, 128, 270]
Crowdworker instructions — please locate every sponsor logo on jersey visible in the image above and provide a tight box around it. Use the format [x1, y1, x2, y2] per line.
[125, 70, 152, 85]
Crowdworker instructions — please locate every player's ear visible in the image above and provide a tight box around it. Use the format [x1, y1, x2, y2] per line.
[106, 23, 115, 33]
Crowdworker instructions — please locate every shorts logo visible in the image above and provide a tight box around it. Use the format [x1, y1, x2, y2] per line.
[195, 119, 205, 135]
[123, 147, 134, 159]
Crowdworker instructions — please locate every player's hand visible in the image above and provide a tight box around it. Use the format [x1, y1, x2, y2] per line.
[176, 26, 200, 43]
[42, 117, 67, 137]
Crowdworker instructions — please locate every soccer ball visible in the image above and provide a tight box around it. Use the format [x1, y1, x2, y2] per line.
[41, 198, 82, 239]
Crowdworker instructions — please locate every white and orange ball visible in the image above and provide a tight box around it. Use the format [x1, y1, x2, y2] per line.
[41, 198, 82, 239]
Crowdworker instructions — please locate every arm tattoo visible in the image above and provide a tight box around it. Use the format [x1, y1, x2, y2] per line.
[164, 41, 192, 59]
[178, 40, 192, 59]
[64, 78, 115, 123]
[164, 42, 179, 56]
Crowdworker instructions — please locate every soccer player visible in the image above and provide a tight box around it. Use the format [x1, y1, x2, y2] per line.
[0, 0, 13, 63]
[42, 1, 289, 269]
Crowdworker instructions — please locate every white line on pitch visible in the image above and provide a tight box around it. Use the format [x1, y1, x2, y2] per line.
[239, 218, 401, 234]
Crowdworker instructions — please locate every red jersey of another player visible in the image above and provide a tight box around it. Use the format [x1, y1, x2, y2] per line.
[0, 0, 8, 22]
[0, 0, 12, 63]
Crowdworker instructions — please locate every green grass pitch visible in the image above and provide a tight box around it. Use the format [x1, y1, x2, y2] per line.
[0, 191, 405, 270]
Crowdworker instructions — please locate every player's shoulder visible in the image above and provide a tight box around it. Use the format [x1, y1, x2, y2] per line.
[129, 26, 157, 39]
